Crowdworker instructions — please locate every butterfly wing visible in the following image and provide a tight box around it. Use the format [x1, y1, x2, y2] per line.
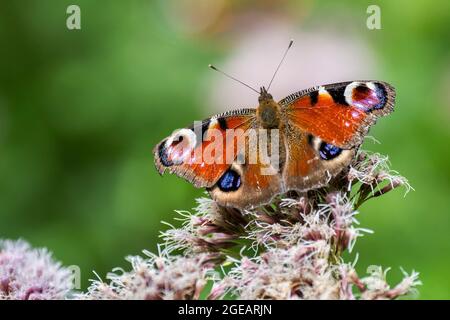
[154, 109, 256, 188]
[281, 123, 357, 191]
[280, 81, 395, 191]
[280, 81, 395, 148]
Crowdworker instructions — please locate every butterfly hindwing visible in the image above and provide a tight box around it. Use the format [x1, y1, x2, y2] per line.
[207, 128, 285, 209]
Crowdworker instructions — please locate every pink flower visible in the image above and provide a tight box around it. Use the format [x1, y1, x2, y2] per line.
[0, 239, 73, 300]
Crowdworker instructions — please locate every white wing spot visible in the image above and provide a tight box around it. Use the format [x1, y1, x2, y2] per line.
[318, 86, 327, 94]
[366, 82, 376, 91]
[209, 117, 218, 127]
[344, 81, 361, 106]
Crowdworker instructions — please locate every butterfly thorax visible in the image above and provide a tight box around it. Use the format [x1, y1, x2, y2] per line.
[257, 87, 281, 129]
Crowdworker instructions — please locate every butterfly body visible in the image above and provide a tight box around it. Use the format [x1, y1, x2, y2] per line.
[154, 80, 395, 210]
[256, 87, 281, 129]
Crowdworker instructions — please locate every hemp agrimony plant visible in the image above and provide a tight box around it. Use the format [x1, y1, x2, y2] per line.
[0, 151, 420, 300]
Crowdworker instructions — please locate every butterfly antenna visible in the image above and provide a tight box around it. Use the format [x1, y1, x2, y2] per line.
[267, 39, 294, 91]
[209, 64, 259, 94]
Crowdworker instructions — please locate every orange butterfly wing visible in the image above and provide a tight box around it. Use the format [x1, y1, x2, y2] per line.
[154, 109, 256, 188]
[281, 81, 395, 148]
[280, 81, 395, 191]
[207, 129, 285, 209]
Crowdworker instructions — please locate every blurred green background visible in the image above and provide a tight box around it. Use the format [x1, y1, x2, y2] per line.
[0, 0, 449, 299]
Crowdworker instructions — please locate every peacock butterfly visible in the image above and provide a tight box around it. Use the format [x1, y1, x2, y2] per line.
[153, 41, 395, 209]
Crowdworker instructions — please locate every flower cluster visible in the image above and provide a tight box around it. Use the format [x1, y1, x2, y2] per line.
[82, 151, 420, 300]
[0, 151, 421, 300]
[0, 239, 73, 300]
[78, 249, 222, 300]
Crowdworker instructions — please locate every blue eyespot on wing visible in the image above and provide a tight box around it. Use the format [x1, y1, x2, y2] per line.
[217, 169, 241, 192]
[319, 142, 342, 160]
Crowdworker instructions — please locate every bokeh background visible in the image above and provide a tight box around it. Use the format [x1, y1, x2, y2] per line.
[0, 0, 449, 299]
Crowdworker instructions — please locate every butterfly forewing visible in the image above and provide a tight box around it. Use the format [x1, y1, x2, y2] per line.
[281, 81, 395, 149]
[154, 109, 256, 188]
[279, 80, 395, 192]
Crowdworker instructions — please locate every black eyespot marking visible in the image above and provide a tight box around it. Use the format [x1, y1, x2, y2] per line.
[354, 84, 371, 95]
[327, 86, 349, 106]
[158, 140, 173, 167]
[319, 142, 342, 160]
[217, 169, 241, 192]
[307, 134, 314, 147]
[309, 91, 318, 105]
[218, 117, 228, 130]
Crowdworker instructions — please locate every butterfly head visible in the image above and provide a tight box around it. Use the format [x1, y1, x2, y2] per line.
[258, 86, 273, 103]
